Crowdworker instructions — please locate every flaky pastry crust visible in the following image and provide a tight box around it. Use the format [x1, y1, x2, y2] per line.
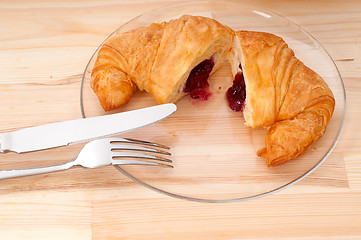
[236, 31, 335, 166]
[91, 15, 235, 111]
[90, 15, 335, 167]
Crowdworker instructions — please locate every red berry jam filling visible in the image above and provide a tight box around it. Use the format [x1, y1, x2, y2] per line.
[226, 71, 246, 112]
[183, 59, 214, 101]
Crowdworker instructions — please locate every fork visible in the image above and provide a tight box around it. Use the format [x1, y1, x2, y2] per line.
[0, 138, 172, 180]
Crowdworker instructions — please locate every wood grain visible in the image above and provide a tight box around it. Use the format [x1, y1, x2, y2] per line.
[0, 0, 361, 239]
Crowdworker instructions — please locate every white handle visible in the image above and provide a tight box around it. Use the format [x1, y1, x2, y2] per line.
[0, 161, 74, 180]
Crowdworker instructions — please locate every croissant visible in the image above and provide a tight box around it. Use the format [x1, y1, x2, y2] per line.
[91, 15, 236, 111]
[90, 15, 335, 167]
[230, 31, 335, 166]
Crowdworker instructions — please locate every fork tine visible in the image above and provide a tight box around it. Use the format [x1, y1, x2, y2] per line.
[112, 159, 173, 168]
[111, 138, 170, 150]
[112, 152, 172, 163]
[110, 144, 171, 156]
[108, 138, 173, 168]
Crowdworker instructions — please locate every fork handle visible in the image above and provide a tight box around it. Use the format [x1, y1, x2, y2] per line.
[0, 161, 74, 180]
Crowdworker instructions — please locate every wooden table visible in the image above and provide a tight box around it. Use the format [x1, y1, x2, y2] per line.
[0, 0, 360, 239]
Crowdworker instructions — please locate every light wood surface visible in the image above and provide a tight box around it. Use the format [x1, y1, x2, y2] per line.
[0, 0, 361, 239]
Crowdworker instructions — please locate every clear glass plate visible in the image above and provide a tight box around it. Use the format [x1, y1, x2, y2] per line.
[80, 1, 346, 202]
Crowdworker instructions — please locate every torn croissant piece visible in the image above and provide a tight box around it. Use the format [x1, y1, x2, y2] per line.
[233, 31, 335, 166]
[91, 15, 236, 111]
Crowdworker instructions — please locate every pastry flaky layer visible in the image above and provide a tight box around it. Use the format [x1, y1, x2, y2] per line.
[90, 15, 335, 167]
[90, 15, 236, 111]
[236, 31, 335, 166]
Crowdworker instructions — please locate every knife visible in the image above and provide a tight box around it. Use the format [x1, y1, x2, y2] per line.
[0, 103, 177, 153]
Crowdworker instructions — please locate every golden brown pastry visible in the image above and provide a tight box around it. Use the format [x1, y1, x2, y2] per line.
[232, 31, 335, 166]
[91, 15, 335, 167]
[91, 15, 236, 111]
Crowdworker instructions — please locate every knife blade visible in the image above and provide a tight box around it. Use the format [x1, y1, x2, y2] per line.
[0, 103, 177, 153]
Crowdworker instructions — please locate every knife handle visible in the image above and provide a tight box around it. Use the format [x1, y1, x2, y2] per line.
[0, 161, 74, 180]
